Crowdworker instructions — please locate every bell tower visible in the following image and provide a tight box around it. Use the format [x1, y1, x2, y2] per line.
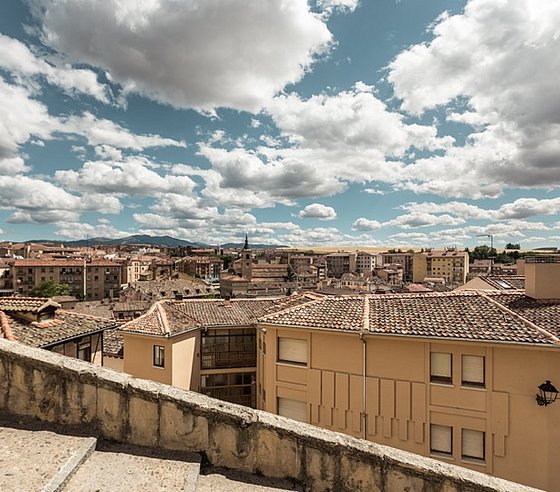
[240, 235, 253, 281]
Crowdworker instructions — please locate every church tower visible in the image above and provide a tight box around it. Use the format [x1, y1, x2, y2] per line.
[240, 235, 253, 281]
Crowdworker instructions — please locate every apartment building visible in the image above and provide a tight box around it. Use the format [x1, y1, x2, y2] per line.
[121, 257, 153, 284]
[325, 252, 356, 278]
[381, 252, 414, 282]
[116, 256, 560, 489]
[413, 250, 469, 284]
[119, 295, 318, 407]
[12, 259, 121, 300]
[176, 256, 223, 282]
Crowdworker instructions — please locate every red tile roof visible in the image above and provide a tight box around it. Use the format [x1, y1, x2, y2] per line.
[0, 297, 61, 313]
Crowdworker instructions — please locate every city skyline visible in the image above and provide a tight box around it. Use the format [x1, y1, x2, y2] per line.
[1, 0, 560, 249]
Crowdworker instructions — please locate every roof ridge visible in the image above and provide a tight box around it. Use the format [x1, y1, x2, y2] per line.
[0, 311, 17, 341]
[156, 302, 170, 335]
[479, 292, 560, 344]
[161, 300, 202, 327]
[259, 296, 324, 321]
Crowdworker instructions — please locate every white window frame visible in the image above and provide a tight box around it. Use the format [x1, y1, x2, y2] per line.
[153, 345, 165, 368]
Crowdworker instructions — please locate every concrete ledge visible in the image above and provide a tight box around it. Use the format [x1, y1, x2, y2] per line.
[0, 339, 540, 492]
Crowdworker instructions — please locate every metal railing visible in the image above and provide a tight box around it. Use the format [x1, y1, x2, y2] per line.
[201, 384, 255, 407]
[525, 255, 560, 264]
[201, 341, 256, 369]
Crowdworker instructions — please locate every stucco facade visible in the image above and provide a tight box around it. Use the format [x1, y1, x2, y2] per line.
[256, 326, 560, 491]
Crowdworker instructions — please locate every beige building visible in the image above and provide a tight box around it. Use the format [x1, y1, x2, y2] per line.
[413, 250, 469, 285]
[115, 257, 560, 490]
[381, 252, 414, 282]
[12, 259, 121, 300]
[176, 256, 223, 282]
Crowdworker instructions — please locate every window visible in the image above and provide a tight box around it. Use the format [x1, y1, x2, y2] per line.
[430, 352, 452, 384]
[462, 355, 485, 387]
[78, 337, 91, 362]
[430, 424, 452, 456]
[153, 345, 165, 367]
[278, 337, 307, 365]
[462, 429, 485, 461]
[278, 397, 308, 423]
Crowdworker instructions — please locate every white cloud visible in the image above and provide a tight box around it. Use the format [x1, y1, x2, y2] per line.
[0, 174, 121, 223]
[36, 0, 332, 111]
[0, 77, 56, 158]
[385, 213, 465, 229]
[389, 0, 560, 194]
[0, 33, 109, 102]
[62, 112, 185, 150]
[0, 157, 30, 176]
[352, 218, 382, 231]
[55, 222, 128, 239]
[297, 203, 337, 220]
[55, 159, 196, 197]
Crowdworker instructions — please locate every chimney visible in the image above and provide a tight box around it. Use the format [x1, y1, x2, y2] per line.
[525, 255, 560, 299]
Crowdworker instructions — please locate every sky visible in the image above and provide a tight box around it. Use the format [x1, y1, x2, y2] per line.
[1, 0, 560, 249]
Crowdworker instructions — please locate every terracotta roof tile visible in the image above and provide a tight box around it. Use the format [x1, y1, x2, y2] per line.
[0, 297, 61, 313]
[5, 310, 115, 348]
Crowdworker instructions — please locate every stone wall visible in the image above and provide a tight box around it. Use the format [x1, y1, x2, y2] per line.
[0, 339, 537, 492]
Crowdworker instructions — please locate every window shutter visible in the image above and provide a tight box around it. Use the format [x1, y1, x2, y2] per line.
[462, 355, 484, 384]
[278, 338, 307, 364]
[431, 353, 451, 378]
[462, 429, 485, 460]
[430, 424, 452, 454]
[278, 397, 308, 423]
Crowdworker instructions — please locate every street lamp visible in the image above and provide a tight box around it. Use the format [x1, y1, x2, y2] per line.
[536, 380, 559, 406]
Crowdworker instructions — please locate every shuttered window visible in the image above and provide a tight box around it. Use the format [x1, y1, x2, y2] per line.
[462, 355, 485, 387]
[278, 337, 307, 365]
[430, 352, 452, 384]
[430, 424, 452, 455]
[462, 429, 485, 461]
[278, 397, 308, 423]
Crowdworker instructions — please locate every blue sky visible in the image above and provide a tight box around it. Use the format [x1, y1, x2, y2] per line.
[1, 0, 560, 248]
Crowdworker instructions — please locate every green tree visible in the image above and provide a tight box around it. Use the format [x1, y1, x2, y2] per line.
[505, 243, 520, 250]
[471, 245, 497, 260]
[29, 281, 71, 298]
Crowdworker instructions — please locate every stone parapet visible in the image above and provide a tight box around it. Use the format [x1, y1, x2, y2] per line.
[0, 339, 539, 492]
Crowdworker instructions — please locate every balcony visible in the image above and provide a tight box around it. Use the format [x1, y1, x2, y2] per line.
[201, 384, 255, 407]
[201, 341, 256, 369]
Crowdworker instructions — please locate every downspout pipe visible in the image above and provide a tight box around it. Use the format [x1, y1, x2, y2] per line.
[360, 331, 367, 440]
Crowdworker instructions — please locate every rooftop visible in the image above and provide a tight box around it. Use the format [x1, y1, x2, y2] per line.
[0, 297, 60, 313]
[3, 310, 115, 348]
[120, 294, 321, 336]
[260, 291, 560, 346]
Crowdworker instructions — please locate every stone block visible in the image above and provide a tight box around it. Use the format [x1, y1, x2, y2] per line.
[339, 452, 382, 492]
[386, 469, 426, 492]
[159, 401, 208, 452]
[255, 428, 299, 479]
[304, 446, 336, 492]
[129, 396, 159, 447]
[8, 364, 33, 417]
[207, 420, 256, 473]
[97, 386, 125, 440]
[31, 367, 62, 422]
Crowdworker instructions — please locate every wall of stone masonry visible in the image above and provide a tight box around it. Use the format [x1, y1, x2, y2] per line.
[0, 339, 538, 492]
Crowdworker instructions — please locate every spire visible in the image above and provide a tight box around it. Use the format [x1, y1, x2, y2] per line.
[243, 234, 249, 250]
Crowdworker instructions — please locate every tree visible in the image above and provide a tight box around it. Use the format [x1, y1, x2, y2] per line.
[29, 281, 71, 298]
[505, 243, 520, 250]
[470, 245, 497, 260]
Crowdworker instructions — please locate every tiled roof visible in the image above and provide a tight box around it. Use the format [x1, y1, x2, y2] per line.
[103, 328, 124, 357]
[120, 294, 321, 336]
[489, 292, 560, 339]
[5, 311, 115, 348]
[73, 302, 114, 319]
[478, 275, 525, 290]
[261, 291, 560, 346]
[0, 297, 61, 313]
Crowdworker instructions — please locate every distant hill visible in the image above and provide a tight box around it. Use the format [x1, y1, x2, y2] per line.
[29, 235, 208, 248]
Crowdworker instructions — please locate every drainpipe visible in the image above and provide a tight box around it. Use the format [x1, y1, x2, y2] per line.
[360, 331, 367, 440]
